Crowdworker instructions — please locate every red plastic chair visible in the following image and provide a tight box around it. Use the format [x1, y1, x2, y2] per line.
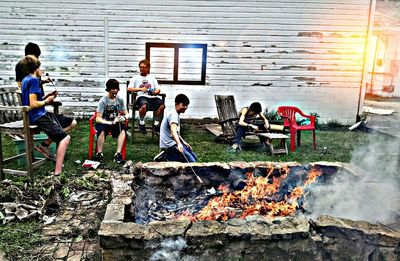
[277, 106, 316, 152]
[88, 112, 127, 160]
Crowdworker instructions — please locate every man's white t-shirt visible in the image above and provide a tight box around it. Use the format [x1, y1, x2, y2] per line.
[128, 74, 159, 99]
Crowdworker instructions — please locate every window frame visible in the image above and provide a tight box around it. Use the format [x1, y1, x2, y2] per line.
[145, 42, 207, 85]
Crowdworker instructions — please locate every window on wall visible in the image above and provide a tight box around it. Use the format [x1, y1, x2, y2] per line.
[145, 42, 207, 85]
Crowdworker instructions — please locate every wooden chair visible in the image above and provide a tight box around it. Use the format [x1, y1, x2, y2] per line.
[214, 95, 258, 142]
[0, 86, 48, 182]
[126, 81, 166, 143]
[88, 112, 127, 160]
[277, 106, 316, 152]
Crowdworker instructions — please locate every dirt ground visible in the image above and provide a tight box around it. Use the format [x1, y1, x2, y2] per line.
[0, 170, 113, 260]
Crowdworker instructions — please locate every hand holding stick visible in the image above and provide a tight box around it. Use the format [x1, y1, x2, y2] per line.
[45, 73, 63, 103]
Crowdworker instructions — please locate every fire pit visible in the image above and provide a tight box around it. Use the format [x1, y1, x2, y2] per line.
[99, 161, 400, 260]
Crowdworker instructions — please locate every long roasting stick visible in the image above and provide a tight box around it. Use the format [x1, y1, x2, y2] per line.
[182, 153, 203, 184]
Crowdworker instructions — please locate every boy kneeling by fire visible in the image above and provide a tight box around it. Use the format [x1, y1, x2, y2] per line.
[154, 94, 197, 163]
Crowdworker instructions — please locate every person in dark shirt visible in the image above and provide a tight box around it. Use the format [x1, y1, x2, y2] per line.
[15, 42, 42, 87]
[230, 102, 270, 152]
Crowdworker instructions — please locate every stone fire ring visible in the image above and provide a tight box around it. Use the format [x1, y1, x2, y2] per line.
[99, 161, 400, 260]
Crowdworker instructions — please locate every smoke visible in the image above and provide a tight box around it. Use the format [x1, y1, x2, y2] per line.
[307, 135, 400, 224]
[150, 237, 195, 261]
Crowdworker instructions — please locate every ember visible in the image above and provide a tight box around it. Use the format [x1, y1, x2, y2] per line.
[179, 168, 323, 221]
[132, 163, 326, 224]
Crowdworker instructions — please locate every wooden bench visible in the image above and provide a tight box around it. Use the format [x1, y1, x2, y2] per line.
[257, 133, 289, 155]
[0, 86, 54, 182]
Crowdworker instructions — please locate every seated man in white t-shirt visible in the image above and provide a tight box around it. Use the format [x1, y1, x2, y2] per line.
[127, 59, 165, 134]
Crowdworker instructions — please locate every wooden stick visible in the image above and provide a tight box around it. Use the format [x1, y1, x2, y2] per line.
[182, 153, 203, 184]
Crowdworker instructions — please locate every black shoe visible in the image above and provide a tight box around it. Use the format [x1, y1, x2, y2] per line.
[94, 152, 104, 162]
[153, 124, 160, 133]
[139, 124, 147, 134]
[114, 152, 125, 164]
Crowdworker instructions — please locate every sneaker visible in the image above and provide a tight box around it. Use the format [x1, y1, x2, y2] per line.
[228, 144, 240, 153]
[153, 124, 160, 133]
[94, 152, 104, 162]
[139, 124, 147, 134]
[114, 152, 125, 164]
[35, 144, 56, 161]
[153, 150, 166, 162]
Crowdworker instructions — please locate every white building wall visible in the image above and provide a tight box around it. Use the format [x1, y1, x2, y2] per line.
[0, 0, 374, 124]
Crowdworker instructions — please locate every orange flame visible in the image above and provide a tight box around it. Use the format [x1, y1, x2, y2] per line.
[305, 167, 323, 186]
[177, 167, 323, 222]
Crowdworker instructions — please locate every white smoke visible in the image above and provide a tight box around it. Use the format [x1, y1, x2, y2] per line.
[307, 135, 400, 224]
[150, 237, 195, 261]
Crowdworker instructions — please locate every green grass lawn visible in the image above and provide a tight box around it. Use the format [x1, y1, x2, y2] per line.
[0, 119, 391, 182]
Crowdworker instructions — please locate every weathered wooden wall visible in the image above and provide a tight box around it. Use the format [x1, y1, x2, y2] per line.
[0, 0, 374, 123]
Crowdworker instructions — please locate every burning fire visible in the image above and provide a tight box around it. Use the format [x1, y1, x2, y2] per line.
[178, 167, 323, 222]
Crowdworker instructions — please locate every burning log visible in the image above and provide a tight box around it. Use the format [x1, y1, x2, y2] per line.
[133, 163, 324, 224]
[173, 167, 323, 222]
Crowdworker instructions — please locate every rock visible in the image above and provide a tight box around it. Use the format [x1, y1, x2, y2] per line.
[2, 202, 16, 214]
[54, 243, 70, 259]
[103, 204, 124, 222]
[120, 174, 134, 182]
[111, 179, 133, 198]
[146, 176, 163, 186]
[314, 215, 400, 260]
[147, 220, 191, 239]
[42, 222, 73, 236]
[110, 196, 132, 205]
[15, 207, 29, 220]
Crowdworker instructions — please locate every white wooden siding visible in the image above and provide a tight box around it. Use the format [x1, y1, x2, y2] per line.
[0, 0, 374, 124]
